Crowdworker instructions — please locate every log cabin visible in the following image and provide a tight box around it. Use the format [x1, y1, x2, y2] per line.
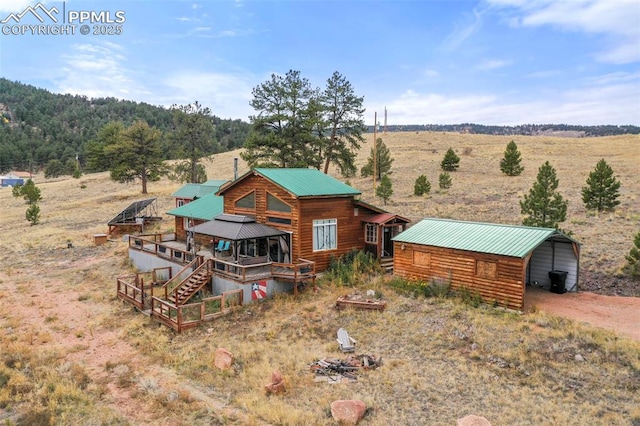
[392, 218, 580, 311]
[216, 168, 410, 272]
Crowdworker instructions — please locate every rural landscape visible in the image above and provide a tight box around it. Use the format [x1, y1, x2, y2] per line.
[1, 129, 639, 425]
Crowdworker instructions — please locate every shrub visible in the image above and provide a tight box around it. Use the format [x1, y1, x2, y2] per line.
[440, 148, 460, 171]
[414, 174, 431, 196]
[439, 172, 452, 189]
[324, 250, 381, 287]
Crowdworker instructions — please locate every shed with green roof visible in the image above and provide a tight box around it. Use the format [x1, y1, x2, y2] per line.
[392, 218, 580, 310]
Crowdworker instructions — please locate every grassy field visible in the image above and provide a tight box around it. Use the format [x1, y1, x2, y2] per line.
[0, 131, 639, 425]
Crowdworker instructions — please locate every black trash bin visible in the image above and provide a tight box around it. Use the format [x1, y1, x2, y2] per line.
[548, 270, 568, 294]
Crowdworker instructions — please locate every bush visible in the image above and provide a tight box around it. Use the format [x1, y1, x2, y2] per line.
[440, 148, 460, 171]
[439, 172, 452, 189]
[324, 250, 381, 287]
[414, 174, 431, 196]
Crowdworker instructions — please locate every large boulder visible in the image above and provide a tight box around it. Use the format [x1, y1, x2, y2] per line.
[214, 348, 233, 370]
[330, 399, 367, 425]
[264, 370, 286, 395]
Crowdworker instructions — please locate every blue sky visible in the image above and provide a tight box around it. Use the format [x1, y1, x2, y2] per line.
[0, 0, 638, 125]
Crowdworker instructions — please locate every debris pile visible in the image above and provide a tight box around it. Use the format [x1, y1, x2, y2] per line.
[310, 354, 382, 383]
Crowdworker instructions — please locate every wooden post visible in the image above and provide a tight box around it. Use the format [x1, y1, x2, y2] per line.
[373, 111, 377, 191]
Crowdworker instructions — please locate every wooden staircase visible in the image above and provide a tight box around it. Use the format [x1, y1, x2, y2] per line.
[167, 265, 213, 305]
[380, 257, 394, 273]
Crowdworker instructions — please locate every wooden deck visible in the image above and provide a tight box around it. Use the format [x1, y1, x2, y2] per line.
[120, 234, 317, 331]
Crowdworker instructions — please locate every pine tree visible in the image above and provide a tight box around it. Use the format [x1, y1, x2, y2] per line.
[12, 179, 41, 204]
[376, 174, 393, 205]
[520, 161, 568, 229]
[440, 148, 460, 171]
[26, 203, 40, 225]
[625, 230, 640, 278]
[581, 159, 621, 212]
[414, 174, 431, 196]
[361, 137, 393, 180]
[439, 172, 452, 189]
[500, 140, 524, 176]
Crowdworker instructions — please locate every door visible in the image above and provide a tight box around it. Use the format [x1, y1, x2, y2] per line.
[383, 227, 393, 257]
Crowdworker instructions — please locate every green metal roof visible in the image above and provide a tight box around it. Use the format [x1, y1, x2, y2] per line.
[254, 168, 361, 197]
[171, 182, 225, 199]
[166, 194, 224, 221]
[392, 218, 575, 258]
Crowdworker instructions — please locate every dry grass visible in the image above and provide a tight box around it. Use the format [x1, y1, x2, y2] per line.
[0, 131, 639, 425]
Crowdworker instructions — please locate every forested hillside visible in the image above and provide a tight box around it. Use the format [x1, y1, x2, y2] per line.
[0, 78, 250, 173]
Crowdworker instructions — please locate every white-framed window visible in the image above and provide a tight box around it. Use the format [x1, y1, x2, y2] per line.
[177, 199, 185, 207]
[313, 219, 337, 251]
[365, 223, 378, 244]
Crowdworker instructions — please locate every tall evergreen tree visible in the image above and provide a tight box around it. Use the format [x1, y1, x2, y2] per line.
[170, 101, 216, 183]
[316, 71, 366, 176]
[581, 159, 621, 211]
[500, 140, 524, 176]
[106, 120, 165, 194]
[625, 230, 640, 278]
[242, 70, 319, 168]
[440, 148, 460, 171]
[520, 161, 568, 229]
[376, 174, 393, 205]
[361, 137, 393, 180]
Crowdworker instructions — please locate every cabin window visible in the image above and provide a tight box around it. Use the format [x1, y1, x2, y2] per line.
[268, 216, 292, 225]
[476, 260, 497, 279]
[177, 199, 185, 207]
[413, 251, 431, 267]
[235, 191, 255, 209]
[313, 219, 337, 251]
[365, 224, 377, 244]
[267, 193, 291, 213]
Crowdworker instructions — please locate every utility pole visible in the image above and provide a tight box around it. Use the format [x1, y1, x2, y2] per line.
[384, 107, 387, 134]
[373, 111, 377, 191]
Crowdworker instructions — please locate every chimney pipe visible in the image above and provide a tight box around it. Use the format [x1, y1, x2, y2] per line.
[234, 157, 238, 180]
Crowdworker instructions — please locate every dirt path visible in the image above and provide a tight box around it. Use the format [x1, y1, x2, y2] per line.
[525, 286, 640, 342]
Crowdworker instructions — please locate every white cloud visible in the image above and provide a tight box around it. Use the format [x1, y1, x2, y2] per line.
[160, 71, 254, 119]
[476, 59, 512, 70]
[368, 71, 640, 125]
[54, 42, 140, 100]
[0, 0, 33, 13]
[441, 8, 485, 51]
[487, 0, 640, 64]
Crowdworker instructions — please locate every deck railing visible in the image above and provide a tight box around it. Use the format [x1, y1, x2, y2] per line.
[128, 234, 196, 265]
[150, 289, 243, 332]
[212, 257, 315, 283]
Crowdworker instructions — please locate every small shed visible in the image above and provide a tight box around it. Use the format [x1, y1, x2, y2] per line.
[392, 218, 580, 311]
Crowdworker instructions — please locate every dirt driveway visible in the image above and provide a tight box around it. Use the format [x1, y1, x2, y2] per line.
[525, 286, 640, 342]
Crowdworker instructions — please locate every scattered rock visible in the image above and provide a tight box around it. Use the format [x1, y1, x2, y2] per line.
[330, 399, 367, 425]
[574, 354, 585, 362]
[457, 414, 492, 426]
[264, 370, 286, 395]
[214, 347, 233, 370]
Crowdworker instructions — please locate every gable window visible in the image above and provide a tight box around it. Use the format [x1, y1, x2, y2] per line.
[313, 219, 337, 251]
[177, 199, 185, 207]
[267, 193, 291, 213]
[365, 224, 377, 244]
[235, 191, 255, 210]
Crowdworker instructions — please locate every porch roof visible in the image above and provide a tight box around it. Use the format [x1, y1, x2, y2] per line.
[190, 214, 286, 241]
[363, 212, 411, 225]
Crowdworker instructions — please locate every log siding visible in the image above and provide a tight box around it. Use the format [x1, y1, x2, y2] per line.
[394, 241, 526, 310]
